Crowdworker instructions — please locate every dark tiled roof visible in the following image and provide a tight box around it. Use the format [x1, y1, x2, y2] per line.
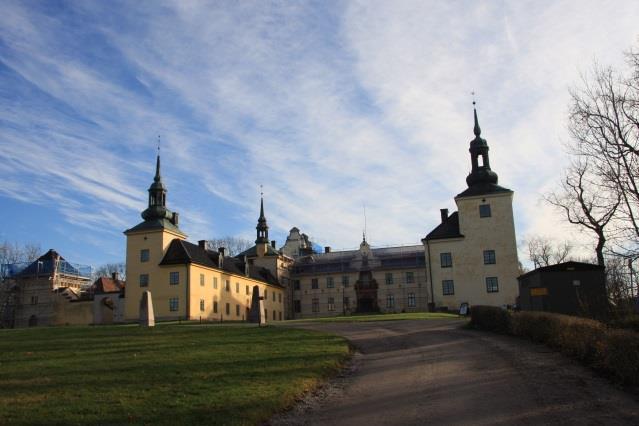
[125, 218, 185, 236]
[456, 183, 512, 198]
[17, 249, 81, 277]
[237, 244, 281, 257]
[424, 212, 464, 241]
[518, 261, 604, 280]
[159, 239, 282, 287]
[92, 277, 125, 294]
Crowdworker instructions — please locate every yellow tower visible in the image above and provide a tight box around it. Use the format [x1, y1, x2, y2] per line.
[123, 152, 186, 321]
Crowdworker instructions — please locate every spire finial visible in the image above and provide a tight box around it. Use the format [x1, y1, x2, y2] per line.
[154, 136, 162, 182]
[157, 135, 161, 154]
[363, 204, 367, 243]
[472, 92, 481, 137]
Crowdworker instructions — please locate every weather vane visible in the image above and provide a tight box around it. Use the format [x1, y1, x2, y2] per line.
[157, 135, 161, 153]
[260, 184, 263, 197]
[471, 91, 476, 106]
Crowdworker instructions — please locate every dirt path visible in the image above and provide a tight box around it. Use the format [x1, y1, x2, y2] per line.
[270, 319, 639, 425]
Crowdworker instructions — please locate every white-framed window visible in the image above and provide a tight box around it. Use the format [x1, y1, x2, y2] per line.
[200, 274, 205, 286]
[483, 250, 496, 265]
[139, 274, 149, 287]
[328, 297, 335, 311]
[169, 271, 179, 285]
[385, 273, 393, 285]
[140, 249, 150, 262]
[213, 301, 218, 313]
[213, 277, 218, 289]
[326, 277, 334, 288]
[479, 204, 492, 218]
[442, 280, 454, 295]
[407, 293, 416, 307]
[169, 297, 179, 311]
[386, 294, 395, 308]
[440, 253, 452, 268]
[311, 278, 319, 289]
[200, 299, 205, 311]
[225, 280, 230, 292]
[486, 277, 499, 293]
[312, 298, 319, 312]
[405, 271, 415, 284]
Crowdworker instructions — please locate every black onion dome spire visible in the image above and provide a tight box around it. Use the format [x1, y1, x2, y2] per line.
[141, 152, 172, 222]
[255, 195, 269, 244]
[465, 105, 498, 188]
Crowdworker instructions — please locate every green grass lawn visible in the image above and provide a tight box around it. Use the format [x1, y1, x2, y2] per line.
[0, 324, 350, 425]
[285, 311, 461, 323]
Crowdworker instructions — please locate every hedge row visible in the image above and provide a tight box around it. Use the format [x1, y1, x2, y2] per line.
[470, 306, 639, 385]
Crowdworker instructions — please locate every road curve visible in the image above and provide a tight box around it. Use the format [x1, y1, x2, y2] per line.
[271, 319, 639, 425]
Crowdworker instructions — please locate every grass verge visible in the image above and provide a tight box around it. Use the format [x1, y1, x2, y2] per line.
[0, 323, 350, 425]
[285, 311, 460, 323]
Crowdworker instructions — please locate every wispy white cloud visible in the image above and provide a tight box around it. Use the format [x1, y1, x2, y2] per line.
[0, 0, 637, 266]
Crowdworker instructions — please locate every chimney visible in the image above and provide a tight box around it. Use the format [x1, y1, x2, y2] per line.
[243, 255, 250, 277]
[172, 212, 179, 226]
[111, 272, 119, 281]
[271, 240, 276, 248]
[324, 246, 331, 253]
[198, 240, 206, 249]
[440, 208, 449, 223]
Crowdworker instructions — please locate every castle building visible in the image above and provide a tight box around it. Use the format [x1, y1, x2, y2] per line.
[423, 107, 519, 310]
[123, 153, 285, 322]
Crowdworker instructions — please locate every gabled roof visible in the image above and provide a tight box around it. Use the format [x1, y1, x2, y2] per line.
[518, 261, 604, 280]
[424, 212, 463, 241]
[159, 239, 282, 287]
[92, 277, 125, 294]
[456, 183, 512, 198]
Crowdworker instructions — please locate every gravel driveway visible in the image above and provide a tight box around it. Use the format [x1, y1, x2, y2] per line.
[270, 319, 639, 425]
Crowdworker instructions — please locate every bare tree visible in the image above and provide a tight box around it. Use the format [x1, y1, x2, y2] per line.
[92, 262, 126, 280]
[546, 160, 620, 266]
[0, 241, 42, 265]
[205, 236, 253, 257]
[526, 236, 574, 269]
[567, 47, 639, 256]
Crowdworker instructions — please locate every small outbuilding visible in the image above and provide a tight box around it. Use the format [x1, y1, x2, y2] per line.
[517, 261, 607, 318]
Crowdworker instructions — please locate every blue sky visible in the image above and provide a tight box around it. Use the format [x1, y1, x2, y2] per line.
[1, 0, 638, 268]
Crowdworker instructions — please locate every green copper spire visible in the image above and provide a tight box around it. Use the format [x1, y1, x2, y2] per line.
[466, 104, 498, 188]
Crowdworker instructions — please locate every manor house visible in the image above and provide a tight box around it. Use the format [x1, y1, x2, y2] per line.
[124, 107, 519, 321]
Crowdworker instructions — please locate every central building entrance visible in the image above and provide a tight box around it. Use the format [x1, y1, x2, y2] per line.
[355, 268, 379, 313]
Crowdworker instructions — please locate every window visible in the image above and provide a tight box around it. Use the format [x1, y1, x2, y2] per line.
[328, 297, 335, 311]
[278, 293, 282, 303]
[273, 292, 276, 301]
[279, 311, 282, 321]
[311, 278, 319, 289]
[246, 285, 250, 295]
[200, 274, 205, 286]
[342, 276, 349, 287]
[236, 304, 240, 316]
[139, 274, 149, 287]
[294, 300, 301, 313]
[408, 293, 416, 307]
[440, 253, 452, 268]
[140, 249, 150, 262]
[30, 295, 38, 305]
[213, 277, 218, 289]
[344, 297, 349, 308]
[169, 271, 179, 285]
[312, 298, 319, 312]
[273, 310, 276, 321]
[169, 297, 179, 312]
[293, 280, 301, 290]
[479, 204, 492, 218]
[326, 277, 334, 288]
[236, 282, 239, 293]
[386, 294, 395, 308]
[405, 272, 415, 284]
[225, 280, 230, 292]
[385, 273, 393, 285]
[483, 250, 496, 265]
[200, 299, 205, 312]
[264, 289, 268, 299]
[213, 301, 218, 313]
[486, 277, 499, 293]
[442, 280, 455, 295]
[225, 303, 230, 315]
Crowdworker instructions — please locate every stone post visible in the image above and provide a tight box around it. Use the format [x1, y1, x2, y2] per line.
[139, 290, 155, 327]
